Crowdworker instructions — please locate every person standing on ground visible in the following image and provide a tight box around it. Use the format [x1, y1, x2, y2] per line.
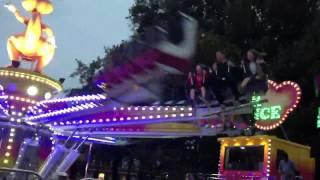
[278, 154, 298, 180]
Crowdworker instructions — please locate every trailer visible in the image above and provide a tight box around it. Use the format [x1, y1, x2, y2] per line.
[218, 135, 315, 180]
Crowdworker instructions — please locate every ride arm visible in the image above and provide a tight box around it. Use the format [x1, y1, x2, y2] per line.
[4, 4, 27, 24]
[42, 25, 56, 47]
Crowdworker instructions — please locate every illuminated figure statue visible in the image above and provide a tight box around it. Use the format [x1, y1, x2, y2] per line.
[5, 0, 56, 73]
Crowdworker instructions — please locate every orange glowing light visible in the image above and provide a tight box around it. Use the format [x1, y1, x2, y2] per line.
[5, 0, 55, 73]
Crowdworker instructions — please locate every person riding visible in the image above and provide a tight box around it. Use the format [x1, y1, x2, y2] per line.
[187, 64, 207, 102]
[239, 49, 268, 94]
[210, 50, 240, 105]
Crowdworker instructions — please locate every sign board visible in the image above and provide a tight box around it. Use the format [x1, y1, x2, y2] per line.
[253, 80, 301, 130]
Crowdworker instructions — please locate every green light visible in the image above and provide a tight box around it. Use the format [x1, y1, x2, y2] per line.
[260, 107, 270, 120]
[252, 96, 282, 121]
[270, 106, 281, 119]
[317, 107, 320, 128]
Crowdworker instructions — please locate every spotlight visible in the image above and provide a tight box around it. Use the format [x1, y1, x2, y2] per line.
[44, 92, 52, 100]
[27, 86, 38, 96]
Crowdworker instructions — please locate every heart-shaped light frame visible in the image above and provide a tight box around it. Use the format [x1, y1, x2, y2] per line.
[255, 80, 301, 131]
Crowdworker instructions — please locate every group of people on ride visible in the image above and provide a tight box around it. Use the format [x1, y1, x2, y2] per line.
[187, 49, 268, 106]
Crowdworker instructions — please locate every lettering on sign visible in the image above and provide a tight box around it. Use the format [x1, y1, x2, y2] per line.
[252, 96, 282, 121]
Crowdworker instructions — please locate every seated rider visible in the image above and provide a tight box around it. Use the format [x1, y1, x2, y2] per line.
[240, 49, 268, 94]
[210, 50, 240, 105]
[187, 64, 207, 102]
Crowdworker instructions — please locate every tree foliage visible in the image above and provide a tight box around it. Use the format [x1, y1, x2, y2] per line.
[128, 0, 317, 73]
[70, 42, 129, 87]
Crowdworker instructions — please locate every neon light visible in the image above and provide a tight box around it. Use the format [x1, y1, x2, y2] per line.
[0, 69, 62, 91]
[255, 106, 282, 121]
[317, 107, 320, 128]
[254, 80, 301, 131]
[252, 96, 282, 121]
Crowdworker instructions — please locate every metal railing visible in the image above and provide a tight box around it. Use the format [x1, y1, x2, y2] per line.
[0, 167, 42, 180]
[186, 173, 225, 180]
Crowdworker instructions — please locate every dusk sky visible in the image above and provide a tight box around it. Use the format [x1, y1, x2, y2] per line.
[0, 0, 133, 89]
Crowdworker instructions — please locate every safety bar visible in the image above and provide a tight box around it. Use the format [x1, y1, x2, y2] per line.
[186, 173, 225, 180]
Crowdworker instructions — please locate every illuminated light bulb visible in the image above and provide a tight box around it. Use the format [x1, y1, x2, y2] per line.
[157, 115, 161, 118]
[3, 159, 8, 164]
[134, 107, 138, 110]
[27, 86, 38, 96]
[7, 145, 12, 149]
[120, 107, 124, 110]
[134, 117, 138, 120]
[127, 117, 131, 120]
[10, 129, 15, 132]
[180, 114, 185, 117]
[127, 107, 131, 111]
[188, 107, 193, 111]
[44, 92, 52, 100]
[120, 117, 124, 121]
[188, 113, 193, 116]
[149, 107, 154, 111]
[172, 107, 176, 111]
[149, 115, 153, 119]
[9, 133, 14, 137]
[106, 119, 110, 122]
[142, 116, 146, 119]
[99, 119, 103, 123]
[112, 118, 117, 121]
[164, 115, 169, 118]
[142, 107, 146, 111]
[8, 139, 13, 143]
[172, 114, 177, 117]
[5, 152, 10, 157]
[92, 119, 96, 123]
[157, 107, 161, 111]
